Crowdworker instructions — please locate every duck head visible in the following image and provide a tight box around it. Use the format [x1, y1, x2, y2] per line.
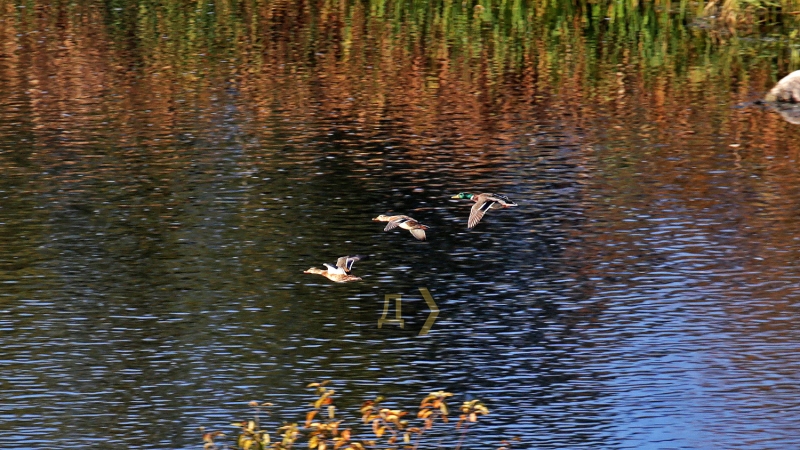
[451, 193, 474, 200]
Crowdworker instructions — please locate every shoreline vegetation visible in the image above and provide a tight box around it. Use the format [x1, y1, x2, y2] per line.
[200, 381, 506, 450]
[4, 0, 799, 83]
[3, 0, 798, 149]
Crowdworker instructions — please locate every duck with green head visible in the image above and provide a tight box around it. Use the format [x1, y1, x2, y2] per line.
[451, 192, 518, 229]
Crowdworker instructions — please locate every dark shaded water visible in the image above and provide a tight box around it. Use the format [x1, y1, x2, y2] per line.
[2, 1, 800, 448]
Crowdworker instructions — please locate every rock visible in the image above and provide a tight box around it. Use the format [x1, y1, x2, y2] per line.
[765, 70, 800, 103]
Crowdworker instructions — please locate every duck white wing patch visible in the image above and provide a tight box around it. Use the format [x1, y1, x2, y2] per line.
[324, 263, 346, 275]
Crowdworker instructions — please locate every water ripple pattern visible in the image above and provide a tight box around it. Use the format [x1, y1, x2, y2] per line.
[1, 2, 800, 449]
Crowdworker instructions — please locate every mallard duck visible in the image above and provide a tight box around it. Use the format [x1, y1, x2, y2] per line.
[372, 214, 430, 241]
[303, 255, 365, 283]
[450, 193, 518, 228]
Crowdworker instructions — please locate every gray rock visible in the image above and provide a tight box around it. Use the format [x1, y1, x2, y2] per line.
[765, 70, 800, 103]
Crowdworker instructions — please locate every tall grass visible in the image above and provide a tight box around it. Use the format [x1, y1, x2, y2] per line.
[95, 1, 800, 81]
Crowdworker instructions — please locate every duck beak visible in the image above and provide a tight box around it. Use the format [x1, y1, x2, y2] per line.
[372, 217, 380, 221]
[450, 195, 460, 199]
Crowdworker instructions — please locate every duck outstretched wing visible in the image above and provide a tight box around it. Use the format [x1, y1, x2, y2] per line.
[468, 199, 497, 228]
[336, 255, 366, 272]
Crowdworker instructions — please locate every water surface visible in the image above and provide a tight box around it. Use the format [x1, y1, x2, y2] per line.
[1, 1, 800, 448]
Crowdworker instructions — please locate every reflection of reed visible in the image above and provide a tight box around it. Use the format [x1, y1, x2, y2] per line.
[2, 0, 800, 254]
[3, 1, 797, 147]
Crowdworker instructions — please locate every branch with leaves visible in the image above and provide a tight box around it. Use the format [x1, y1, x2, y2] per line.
[199, 381, 513, 450]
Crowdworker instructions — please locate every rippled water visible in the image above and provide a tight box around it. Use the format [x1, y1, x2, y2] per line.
[2, 2, 800, 448]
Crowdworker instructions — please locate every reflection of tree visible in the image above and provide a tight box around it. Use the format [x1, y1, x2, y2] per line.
[3, 0, 799, 162]
[1, 0, 798, 348]
[2, 0, 799, 331]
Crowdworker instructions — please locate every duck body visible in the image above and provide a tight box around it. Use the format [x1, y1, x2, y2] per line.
[304, 255, 365, 282]
[303, 268, 362, 283]
[451, 192, 518, 228]
[372, 214, 430, 241]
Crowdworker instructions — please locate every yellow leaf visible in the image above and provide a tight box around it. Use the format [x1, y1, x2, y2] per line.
[306, 410, 318, 428]
[328, 405, 336, 419]
[404, 432, 410, 443]
[309, 435, 318, 448]
[469, 413, 477, 422]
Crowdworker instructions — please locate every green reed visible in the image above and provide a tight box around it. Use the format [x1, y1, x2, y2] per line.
[2, 0, 798, 99]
